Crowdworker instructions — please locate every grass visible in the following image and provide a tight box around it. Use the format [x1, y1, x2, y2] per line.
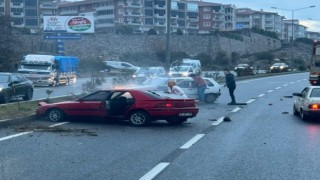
[0, 95, 81, 120]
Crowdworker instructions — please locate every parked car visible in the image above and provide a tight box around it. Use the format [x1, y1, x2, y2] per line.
[234, 64, 254, 76]
[270, 63, 289, 73]
[132, 66, 166, 84]
[293, 86, 320, 120]
[0, 72, 34, 103]
[135, 76, 221, 103]
[103, 60, 140, 73]
[36, 89, 199, 126]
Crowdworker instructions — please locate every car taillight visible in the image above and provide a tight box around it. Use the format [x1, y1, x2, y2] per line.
[156, 102, 173, 108]
[308, 104, 320, 110]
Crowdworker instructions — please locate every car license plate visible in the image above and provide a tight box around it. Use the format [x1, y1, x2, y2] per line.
[179, 113, 192, 116]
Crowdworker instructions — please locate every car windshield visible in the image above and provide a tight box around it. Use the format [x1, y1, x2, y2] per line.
[310, 88, 320, 97]
[20, 64, 51, 70]
[137, 67, 158, 74]
[171, 66, 190, 71]
[0, 74, 9, 83]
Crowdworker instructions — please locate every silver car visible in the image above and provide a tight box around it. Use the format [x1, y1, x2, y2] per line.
[293, 86, 320, 120]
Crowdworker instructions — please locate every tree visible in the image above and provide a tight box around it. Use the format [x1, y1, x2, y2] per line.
[115, 25, 133, 35]
[214, 50, 230, 67]
[147, 28, 157, 35]
[0, 15, 22, 71]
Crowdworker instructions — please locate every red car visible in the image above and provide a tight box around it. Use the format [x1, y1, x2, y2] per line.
[36, 89, 199, 126]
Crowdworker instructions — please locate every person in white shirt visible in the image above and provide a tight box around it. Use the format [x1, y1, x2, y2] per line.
[167, 80, 188, 98]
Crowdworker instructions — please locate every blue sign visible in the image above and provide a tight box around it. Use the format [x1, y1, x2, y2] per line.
[44, 34, 81, 40]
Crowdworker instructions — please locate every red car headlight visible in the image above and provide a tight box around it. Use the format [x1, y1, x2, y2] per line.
[308, 104, 320, 110]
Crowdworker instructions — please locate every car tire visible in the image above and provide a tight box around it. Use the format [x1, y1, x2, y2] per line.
[129, 110, 150, 126]
[293, 105, 299, 116]
[0, 92, 10, 104]
[205, 94, 217, 103]
[166, 118, 187, 125]
[23, 88, 33, 101]
[46, 108, 65, 122]
[300, 109, 309, 120]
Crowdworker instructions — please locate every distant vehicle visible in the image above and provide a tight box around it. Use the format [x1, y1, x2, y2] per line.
[103, 61, 139, 73]
[0, 73, 34, 103]
[170, 58, 201, 76]
[17, 54, 79, 86]
[169, 66, 195, 77]
[270, 63, 288, 73]
[136, 76, 221, 103]
[234, 64, 254, 76]
[293, 86, 320, 120]
[132, 66, 166, 83]
[36, 89, 199, 126]
[309, 41, 320, 85]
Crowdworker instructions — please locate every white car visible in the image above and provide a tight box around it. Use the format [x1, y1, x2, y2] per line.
[139, 76, 221, 103]
[293, 86, 320, 120]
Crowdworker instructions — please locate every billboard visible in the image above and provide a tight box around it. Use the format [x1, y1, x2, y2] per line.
[43, 16, 94, 33]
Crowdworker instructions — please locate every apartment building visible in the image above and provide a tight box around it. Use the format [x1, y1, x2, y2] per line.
[235, 8, 283, 37]
[197, 1, 236, 34]
[0, 0, 40, 30]
[307, 31, 320, 40]
[283, 19, 307, 42]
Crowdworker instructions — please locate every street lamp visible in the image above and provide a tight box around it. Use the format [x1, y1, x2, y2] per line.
[271, 5, 315, 70]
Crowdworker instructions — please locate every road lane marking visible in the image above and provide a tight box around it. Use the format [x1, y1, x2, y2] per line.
[139, 162, 170, 180]
[49, 122, 70, 128]
[180, 134, 205, 149]
[246, 99, 255, 104]
[290, 82, 295, 84]
[0, 119, 11, 122]
[231, 107, 241, 113]
[267, 90, 274, 93]
[211, 117, 224, 126]
[297, 80, 301, 82]
[283, 84, 288, 86]
[0, 132, 33, 142]
[275, 87, 281, 89]
[258, 94, 265, 97]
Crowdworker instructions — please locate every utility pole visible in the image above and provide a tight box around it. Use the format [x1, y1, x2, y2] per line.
[165, 0, 171, 74]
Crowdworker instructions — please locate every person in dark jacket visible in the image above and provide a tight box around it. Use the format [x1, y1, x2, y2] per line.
[224, 69, 236, 105]
[189, 74, 207, 103]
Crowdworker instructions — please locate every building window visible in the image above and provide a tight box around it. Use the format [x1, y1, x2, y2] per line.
[145, 18, 153, 25]
[25, 18, 38, 26]
[145, 9, 153, 16]
[178, 20, 185, 27]
[12, 17, 23, 25]
[118, 18, 124, 22]
[119, 9, 123, 14]
[25, 0, 37, 7]
[203, 7, 210, 11]
[25, 9, 38, 17]
[144, 0, 153, 7]
[203, 14, 210, 19]
[178, 12, 185, 18]
[11, 0, 22, 6]
[204, 22, 210, 27]
[80, 6, 85, 11]
[177, 2, 185, 10]
[97, 9, 113, 16]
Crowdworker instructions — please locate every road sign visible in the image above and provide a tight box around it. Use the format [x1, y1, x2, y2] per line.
[44, 34, 81, 40]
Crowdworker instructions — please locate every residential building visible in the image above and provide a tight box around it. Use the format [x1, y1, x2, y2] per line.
[307, 31, 320, 40]
[283, 19, 307, 42]
[235, 8, 283, 37]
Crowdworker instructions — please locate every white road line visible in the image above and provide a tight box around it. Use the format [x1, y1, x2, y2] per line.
[139, 163, 170, 180]
[267, 90, 274, 93]
[290, 82, 295, 84]
[231, 107, 241, 113]
[180, 134, 205, 149]
[283, 84, 288, 86]
[275, 87, 281, 89]
[48, 122, 70, 128]
[258, 94, 265, 97]
[297, 80, 301, 82]
[0, 132, 33, 142]
[0, 119, 11, 122]
[211, 117, 224, 126]
[246, 99, 255, 104]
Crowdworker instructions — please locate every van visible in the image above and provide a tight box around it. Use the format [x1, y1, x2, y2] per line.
[103, 61, 139, 73]
[132, 66, 166, 83]
[169, 66, 195, 77]
[170, 58, 201, 75]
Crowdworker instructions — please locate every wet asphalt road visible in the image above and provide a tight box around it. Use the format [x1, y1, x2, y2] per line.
[2, 72, 319, 180]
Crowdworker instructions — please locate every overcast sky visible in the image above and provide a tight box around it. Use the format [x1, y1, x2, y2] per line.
[66, 0, 320, 32]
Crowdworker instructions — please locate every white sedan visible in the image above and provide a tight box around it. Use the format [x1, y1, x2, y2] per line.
[138, 76, 221, 103]
[293, 86, 320, 120]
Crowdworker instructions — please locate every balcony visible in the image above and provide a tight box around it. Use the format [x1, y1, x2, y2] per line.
[95, 14, 115, 20]
[123, 2, 142, 8]
[155, 4, 165, 9]
[155, 14, 165, 18]
[96, 5, 114, 11]
[60, 10, 79, 15]
[187, 24, 199, 29]
[128, 21, 142, 25]
[155, 22, 166, 26]
[11, 12, 24, 17]
[188, 17, 199, 22]
[95, 23, 115, 28]
[11, 2, 23, 8]
[124, 11, 142, 17]
[40, 3, 58, 9]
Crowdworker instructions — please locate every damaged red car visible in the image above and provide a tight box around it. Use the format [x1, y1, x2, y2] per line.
[36, 89, 199, 126]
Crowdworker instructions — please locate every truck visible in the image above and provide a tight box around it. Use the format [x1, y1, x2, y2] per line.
[17, 54, 79, 86]
[309, 41, 320, 85]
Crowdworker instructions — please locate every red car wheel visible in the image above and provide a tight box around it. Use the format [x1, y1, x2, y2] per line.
[47, 108, 65, 122]
[129, 111, 150, 126]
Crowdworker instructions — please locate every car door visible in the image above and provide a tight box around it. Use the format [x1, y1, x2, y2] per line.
[11, 74, 25, 97]
[296, 88, 309, 111]
[177, 80, 197, 99]
[66, 91, 111, 116]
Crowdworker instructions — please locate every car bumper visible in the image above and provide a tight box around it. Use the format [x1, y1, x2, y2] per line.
[147, 107, 199, 119]
[305, 110, 320, 117]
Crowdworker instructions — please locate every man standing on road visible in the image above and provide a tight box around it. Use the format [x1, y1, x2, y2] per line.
[224, 69, 237, 105]
[189, 74, 207, 104]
